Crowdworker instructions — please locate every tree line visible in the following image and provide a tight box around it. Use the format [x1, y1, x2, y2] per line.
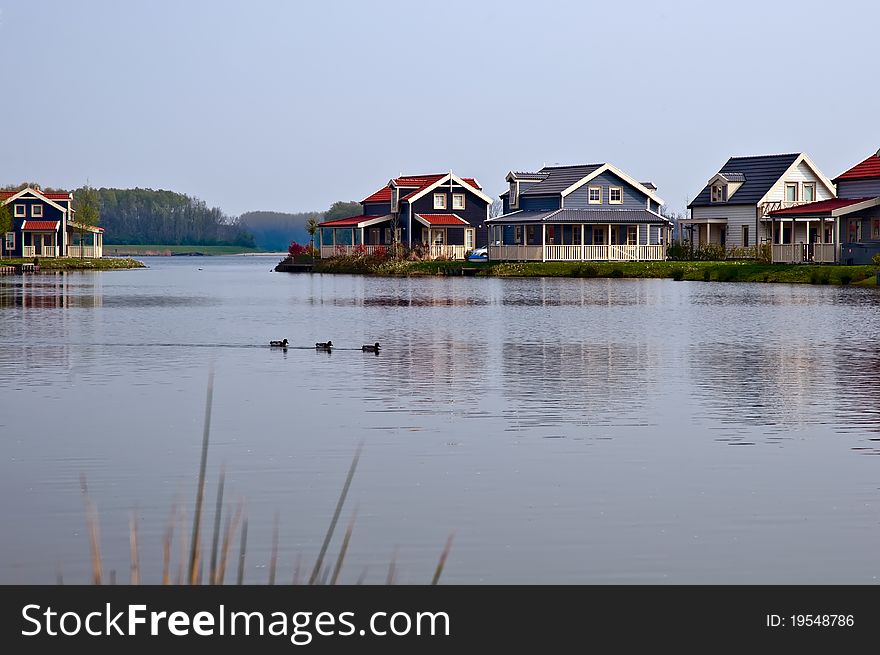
[239, 201, 360, 251]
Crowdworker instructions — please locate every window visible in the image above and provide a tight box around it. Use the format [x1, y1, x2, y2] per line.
[514, 225, 522, 244]
[452, 193, 465, 210]
[593, 227, 605, 245]
[711, 184, 727, 202]
[588, 187, 602, 204]
[803, 183, 815, 203]
[465, 228, 474, 250]
[509, 181, 518, 208]
[742, 225, 750, 248]
[433, 193, 447, 210]
[526, 225, 536, 244]
[873, 220, 880, 240]
[785, 183, 798, 203]
[4, 232, 14, 251]
[609, 187, 623, 204]
[572, 226, 582, 245]
[32, 204, 43, 217]
[626, 225, 638, 245]
[14, 204, 26, 217]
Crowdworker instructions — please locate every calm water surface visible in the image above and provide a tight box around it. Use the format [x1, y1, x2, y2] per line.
[1, 256, 879, 584]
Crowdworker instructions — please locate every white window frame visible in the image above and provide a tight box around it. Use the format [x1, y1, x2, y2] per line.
[609, 187, 623, 204]
[452, 193, 465, 210]
[5, 231, 14, 251]
[14, 204, 26, 217]
[509, 181, 518, 208]
[588, 187, 602, 204]
[711, 184, 727, 203]
[784, 182, 798, 203]
[32, 204, 43, 217]
[433, 193, 447, 210]
[802, 182, 816, 203]
[465, 228, 475, 250]
[626, 225, 638, 245]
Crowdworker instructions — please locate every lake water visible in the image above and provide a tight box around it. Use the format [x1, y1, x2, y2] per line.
[1, 256, 879, 584]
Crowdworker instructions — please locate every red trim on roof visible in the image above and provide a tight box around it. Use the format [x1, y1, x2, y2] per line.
[361, 175, 483, 203]
[318, 215, 373, 227]
[769, 197, 875, 216]
[834, 154, 880, 182]
[0, 190, 70, 199]
[21, 220, 61, 230]
[416, 213, 469, 226]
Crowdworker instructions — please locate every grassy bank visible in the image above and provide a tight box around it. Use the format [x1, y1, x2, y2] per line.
[106, 244, 263, 256]
[0, 257, 145, 270]
[313, 257, 878, 286]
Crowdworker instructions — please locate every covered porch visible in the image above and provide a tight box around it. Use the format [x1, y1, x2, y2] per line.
[767, 198, 880, 263]
[486, 214, 669, 262]
[411, 213, 475, 260]
[66, 221, 104, 258]
[318, 214, 393, 258]
[677, 219, 727, 247]
[21, 220, 61, 258]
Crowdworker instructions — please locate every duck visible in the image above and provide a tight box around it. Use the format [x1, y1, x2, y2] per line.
[315, 340, 333, 350]
[270, 338, 289, 347]
[361, 342, 381, 353]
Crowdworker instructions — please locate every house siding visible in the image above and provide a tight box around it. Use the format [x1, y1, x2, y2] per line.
[408, 185, 489, 247]
[363, 201, 391, 216]
[565, 171, 648, 210]
[690, 204, 759, 248]
[764, 160, 835, 203]
[520, 195, 560, 211]
[836, 178, 880, 199]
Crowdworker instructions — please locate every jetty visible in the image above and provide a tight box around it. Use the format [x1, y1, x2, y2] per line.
[274, 256, 314, 273]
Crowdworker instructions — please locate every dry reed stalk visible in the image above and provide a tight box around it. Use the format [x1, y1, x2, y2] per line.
[80, 474, 103, 585]
[431, 533, 455, 585]
[162, 503, 177, 585]
[176, 506, 188, 585]
[216, 501, 243, 585]
[330, 510, 357, 585]
[236, 518, 248, 585]
[291, 553, 302, 585]
[129, 510, 140, 585]
[268, 510, 279, 585]
[386, 547, 398, 585]
[188, 369, 215, 585]
[308, 445, 361, 585]
[209, 467, 225, 585]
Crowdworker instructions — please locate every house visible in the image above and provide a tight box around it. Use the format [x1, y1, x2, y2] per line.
[683, 153, 836, 256]
[486, 163, 672, 261]
[768, 149, 880, 264]
[1, 187, 104, 258]
[318, 172, 493, 259]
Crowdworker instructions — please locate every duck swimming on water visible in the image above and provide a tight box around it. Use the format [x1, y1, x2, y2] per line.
[315, 340, 333, 350]
[361, 342, 381, 353]
[270, 338, 289, 347]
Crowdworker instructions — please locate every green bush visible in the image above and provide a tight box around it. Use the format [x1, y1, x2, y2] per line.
[694, 244, 727, 261]
[809, 270, 831, 285]
[574, 264, 599, 278]
[716, 266, 740, 282]
[702, 269, 712, 281]
[609, 268, 624, 278]
[666, 242, 691, 261]
[670, 268, 685, 281]
[873, 253, 880, 267]
[838, 272, 853, 285]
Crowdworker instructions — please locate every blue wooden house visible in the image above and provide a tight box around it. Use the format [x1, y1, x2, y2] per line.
[1, 187, 104, 258]
[487, 163, 672, 261]
[769, 149, 880, 264]
[318, 172, 493, 259]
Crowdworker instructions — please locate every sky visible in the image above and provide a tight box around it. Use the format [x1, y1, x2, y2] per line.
[1, 0, 878, 217]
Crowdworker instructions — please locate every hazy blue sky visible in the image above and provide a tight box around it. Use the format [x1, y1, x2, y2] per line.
[1, 0, 877, 216]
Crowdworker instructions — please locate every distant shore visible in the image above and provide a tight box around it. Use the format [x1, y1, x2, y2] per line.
[105, 244, 265, 256]
[311, 258, 879, 287]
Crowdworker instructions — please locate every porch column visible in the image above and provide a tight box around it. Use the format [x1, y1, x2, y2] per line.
[541, 224, 546, 262]
[607, 223, 611, 260]
[707, 222, 711, 245]
[580, 224, 585, 260]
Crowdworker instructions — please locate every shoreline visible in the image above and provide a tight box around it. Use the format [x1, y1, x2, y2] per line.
[0, 257, 146, 271]
[309, 258, 879, 287]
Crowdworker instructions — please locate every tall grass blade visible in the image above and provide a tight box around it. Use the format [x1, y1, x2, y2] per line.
[188, 368, 215, 585]
[386, 547, 398, 585]
[162, 504, 177, 585]
[216, 501, 243, 585]
[330, 511, 357, 585]
[236, 518, 248, 585]
[209, 467, 225, 585]
[291, 553, 302, 585]
[309, 445, 361, 585]
[431, 533, 455, 585]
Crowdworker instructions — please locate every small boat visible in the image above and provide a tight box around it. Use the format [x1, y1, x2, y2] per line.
[315, 340, 333, 350]
[361, 342, 381, 353]
[270, 338, 289, 347]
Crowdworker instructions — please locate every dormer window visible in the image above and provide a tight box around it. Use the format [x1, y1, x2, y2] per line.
[711, 184, 727, 202]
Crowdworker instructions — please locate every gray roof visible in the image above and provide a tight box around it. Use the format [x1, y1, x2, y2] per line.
[519, 164, 604, 196]
[719, 172, 746, 183]
[689, 153, 800, 208]
[510, 171, 549, 180]
[487, 209, 671, 225]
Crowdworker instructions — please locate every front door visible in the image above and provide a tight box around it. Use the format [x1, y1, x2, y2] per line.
[369, 228, 380, 245]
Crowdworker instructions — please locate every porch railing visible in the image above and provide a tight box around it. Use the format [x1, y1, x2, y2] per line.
[23, 246, 35, 258]
[428, 245, 466, 260]
[68, 245, 97, 258]
[772, 243, 837, 264]
[41, 245, 58, 258]
[491, 244, 666, 262]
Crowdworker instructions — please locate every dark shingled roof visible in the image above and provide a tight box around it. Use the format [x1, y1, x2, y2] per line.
[719, 172, 746, 183]
[519, 164, 604, 196]
[689, 153, 800, 208]
[487, 209, 670, 224]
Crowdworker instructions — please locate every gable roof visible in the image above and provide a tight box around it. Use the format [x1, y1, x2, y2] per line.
[509, 163, 665, 205]
[833, 151, 880, 182]
[362, 174, 483, 204]
[769, 197, 880, 217]
[689, 153, 800, 207]
[414, 213, 469, 226]
[1, 187, 73, 213]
